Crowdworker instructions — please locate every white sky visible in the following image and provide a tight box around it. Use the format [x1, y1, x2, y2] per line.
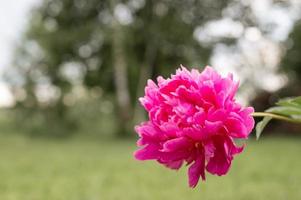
[0, 0, 41, 107]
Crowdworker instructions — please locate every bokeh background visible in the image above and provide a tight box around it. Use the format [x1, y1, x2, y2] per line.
[0, 0, 301, 199]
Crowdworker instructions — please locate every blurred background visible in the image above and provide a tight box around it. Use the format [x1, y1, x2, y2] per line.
[0, 0, 301, 199]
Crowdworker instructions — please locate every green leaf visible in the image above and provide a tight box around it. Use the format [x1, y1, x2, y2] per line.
[256, 116, 272, 140]
[276, 96, 301, 107]
[266, 106, 301, 116]
[255, 96, 301, 139]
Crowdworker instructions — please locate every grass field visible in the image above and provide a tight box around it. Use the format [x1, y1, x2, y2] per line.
[0, 134, 300, 200]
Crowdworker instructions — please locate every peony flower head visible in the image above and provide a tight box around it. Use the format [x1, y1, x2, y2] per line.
[134, 66, 254, 187]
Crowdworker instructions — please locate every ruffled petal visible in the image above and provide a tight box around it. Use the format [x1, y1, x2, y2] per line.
[225, 117, 248, 138]
[164, 160, 183, 170]
[188, 152, 205, 188]
[239, 107, 255, 132]
[162, 137, 192, 152]
[134, 144, 161, 160]
[206, 136, 243, 176]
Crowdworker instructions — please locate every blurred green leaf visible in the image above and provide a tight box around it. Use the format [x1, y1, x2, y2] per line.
[256, 96, 301, 140]
[266, 106, 301, 116]
[266, 96, 301, 122]
[256, 116, 272, 140]
[276, 96, 301, 107]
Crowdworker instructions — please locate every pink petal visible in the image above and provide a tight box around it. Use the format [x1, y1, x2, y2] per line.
[164, 160, 183, 170]
[199, 66, 220, 82]
[159, 122, 179, 137]
[207, 109, 227, 122]
[159, 151, 191, 163]
[135, 122, 166, 142]
[193, 109, 206, 124]
[134, 144, 160, 160]
[204, 120, 223, 134]
[206, 136, 243, 176]
[204, 141, 216, 161]
[225, 117, 248, 138]
[239, 107, 255, 132]
[206, 136, 230, 175]
[163, 137, 192, 152]
[183, 126, 210, 141]
[188, 152, 205, 188]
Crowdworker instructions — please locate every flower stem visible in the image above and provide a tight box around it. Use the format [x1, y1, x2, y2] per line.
[252, 112, 301, 123]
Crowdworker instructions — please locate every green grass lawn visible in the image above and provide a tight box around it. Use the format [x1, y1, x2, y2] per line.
[0, 134, 300, 200]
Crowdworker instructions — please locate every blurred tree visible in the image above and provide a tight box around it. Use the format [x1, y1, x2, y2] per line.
[281, 20, 301, 88]
[7, 0, 232, 137]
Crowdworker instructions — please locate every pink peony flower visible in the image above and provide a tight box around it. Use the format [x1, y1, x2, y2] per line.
[134, 66, 254, 187]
